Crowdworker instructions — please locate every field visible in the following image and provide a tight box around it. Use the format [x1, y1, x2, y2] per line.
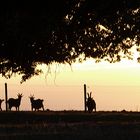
[0, 111, 140, 140]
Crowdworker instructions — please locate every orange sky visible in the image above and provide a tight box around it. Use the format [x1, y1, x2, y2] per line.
[1, 57, 140, 111]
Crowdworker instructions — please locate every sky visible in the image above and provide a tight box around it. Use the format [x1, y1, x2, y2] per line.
[1, 56, 140, 111]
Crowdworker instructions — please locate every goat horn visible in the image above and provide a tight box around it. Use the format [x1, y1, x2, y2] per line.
[90, 92, 92, 97]
[87, 93, 89, 98]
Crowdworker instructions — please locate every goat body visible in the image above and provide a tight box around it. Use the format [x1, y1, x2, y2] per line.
[86, 97, 96, 113]
[8, 97, 22, 111]
[0, 99, 4, 111]
[30, 98, 44, 111]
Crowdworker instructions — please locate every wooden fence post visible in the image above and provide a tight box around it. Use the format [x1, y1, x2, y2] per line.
[84, 84, 87, 112]
[5, 83, 8, 111]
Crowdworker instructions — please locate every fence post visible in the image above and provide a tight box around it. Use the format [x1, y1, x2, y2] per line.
[5, 83, 8, 111]
[84, 84, 87, 112]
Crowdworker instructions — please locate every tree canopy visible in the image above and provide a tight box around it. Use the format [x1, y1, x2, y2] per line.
[0, 0, 140, 82]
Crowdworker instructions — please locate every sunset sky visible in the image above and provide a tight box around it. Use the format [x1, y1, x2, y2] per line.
[1, 54, 140, 112]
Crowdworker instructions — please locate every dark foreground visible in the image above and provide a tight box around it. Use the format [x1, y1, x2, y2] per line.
[0, 111, 140, 140]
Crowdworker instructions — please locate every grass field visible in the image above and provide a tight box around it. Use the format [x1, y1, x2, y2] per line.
[0, 111, 140, 140]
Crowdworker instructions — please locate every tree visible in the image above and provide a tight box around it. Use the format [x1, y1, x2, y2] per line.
[0, 0, 139, 83]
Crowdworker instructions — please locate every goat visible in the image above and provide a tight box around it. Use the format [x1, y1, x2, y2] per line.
[86, 92, 96, 113]
[0, 99, 4, 111]
[7, 93, 23, 111]
[29, 95, 44, 111]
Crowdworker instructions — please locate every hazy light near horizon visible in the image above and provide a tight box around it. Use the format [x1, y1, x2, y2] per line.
[1, 48, 140, 111]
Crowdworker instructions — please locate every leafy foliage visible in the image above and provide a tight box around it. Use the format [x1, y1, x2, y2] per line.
[0, 0, 139, 82]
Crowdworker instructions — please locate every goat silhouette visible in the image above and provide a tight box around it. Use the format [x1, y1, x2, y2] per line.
[29, 95, 44, 111]
[7, 93, 23, 111]
[86, 92, 96, 113]
[0, 99, 4, 111]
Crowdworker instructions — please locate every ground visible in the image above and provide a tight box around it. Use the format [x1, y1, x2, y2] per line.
[0, 111, 140, 140]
